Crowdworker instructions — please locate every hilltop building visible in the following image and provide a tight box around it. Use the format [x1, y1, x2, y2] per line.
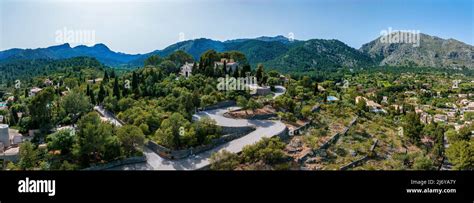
[180, 62, 194, 78]
[356, 96, 386, 113]
[29, 87, 42, 97]
[214, 58, 239, 73]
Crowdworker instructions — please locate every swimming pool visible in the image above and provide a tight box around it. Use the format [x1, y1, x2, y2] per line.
[327, 96, 339, 101]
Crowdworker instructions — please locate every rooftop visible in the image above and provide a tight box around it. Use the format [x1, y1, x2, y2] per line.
[30, 87, 43, 92]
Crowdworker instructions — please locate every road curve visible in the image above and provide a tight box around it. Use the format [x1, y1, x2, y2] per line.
[112, 87, 288, 170]
[112, 106, 286, 170]
[273, 85, 286, 99]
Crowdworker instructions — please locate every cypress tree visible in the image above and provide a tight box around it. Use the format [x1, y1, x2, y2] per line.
[86, 84, 90, 96]
[256, 64, 264, 85]
[98, 83, 106, 104]
[113, 77, 120, 99]
[122, 84, 129, 97]
[233, 66, 240, 78]
[132, 72, 138, 90]
[198, 58, 204, 74]
[9, 108, 17, 125]
[314, 82, 319, 96]
[242, 64, 251, 77]
[90, 90, 96, 105]
[104, 70, 109, 82]
[192, 62, 197, 75]
[222, 60, 227, 76]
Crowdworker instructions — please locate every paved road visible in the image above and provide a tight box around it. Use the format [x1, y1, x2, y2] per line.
[440, 133, 452, 170]
[111, 87, 287, 170]
[273, 85, 286, 99]
[112, 106, 286, 170]
[94, 106, 123, 127]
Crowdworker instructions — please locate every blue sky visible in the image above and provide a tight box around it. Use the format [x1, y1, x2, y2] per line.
[1, 0, 473, 54]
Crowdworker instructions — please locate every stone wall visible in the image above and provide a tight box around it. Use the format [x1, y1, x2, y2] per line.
[0, 153, 19, 162]
[200, 100, 236, 111]
[339, 156, 369, 170]
[289, 121, 311, 136]
[276, 127, 289, 140]
[319, 117, 357, 150]
[147, 126, 256, 160]
[220, 125, 255, 135]
[300, 117, 358, 162]
[248, 113, 277, 120]
[82, 156, 146, 171]
[339, 139, 378, 170]
[96, 107, 125, 126]
[318, 132, 341, 151]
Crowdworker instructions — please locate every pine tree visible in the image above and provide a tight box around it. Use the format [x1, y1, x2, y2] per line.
[110, 70, 116, 79]
[404, 112, 423, 144]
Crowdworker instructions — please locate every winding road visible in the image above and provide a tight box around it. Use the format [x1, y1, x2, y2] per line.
[94, 106, 123, 127]
[110, 85, 287, 170]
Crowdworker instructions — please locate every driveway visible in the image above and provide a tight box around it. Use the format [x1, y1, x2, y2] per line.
[111, 106, 286, 170]
[111, 86, 287, 170]
[94, 106, 122, 127]
[273, 85, 286, 99]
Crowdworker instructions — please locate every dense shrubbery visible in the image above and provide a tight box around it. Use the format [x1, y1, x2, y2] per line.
[210, 137, 291, 170]
[8, 112, 145, 170]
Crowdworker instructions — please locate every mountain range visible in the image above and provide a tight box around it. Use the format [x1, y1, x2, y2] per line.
[1, 33, 473, 72]
[361, 33, 474, 69]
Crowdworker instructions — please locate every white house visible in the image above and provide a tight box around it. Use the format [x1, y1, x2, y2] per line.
[214, 58, 239, 73]
[86, 78, 103, 84]
[44, 79, 53, 86]
[180, 62, 194, 78]
[29, 87, 43, 97]
[355, 96, 386, 113]
[433, 114, 448, 123]
[468, 102, 474, 111]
